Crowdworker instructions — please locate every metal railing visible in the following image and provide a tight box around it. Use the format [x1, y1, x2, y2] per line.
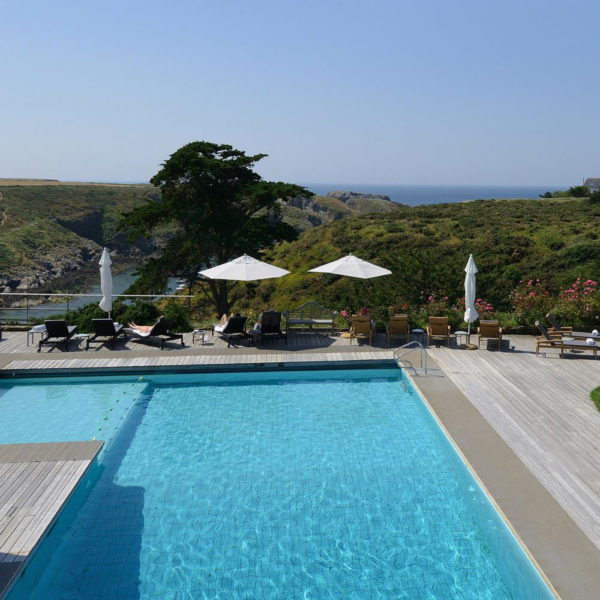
[0, 292, 194, 324]
[393, 340, 428, 374]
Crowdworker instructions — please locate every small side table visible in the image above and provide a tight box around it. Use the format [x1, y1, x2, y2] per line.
[74, 333, 90, 350]
[27, 327, 47, 346]
[192, 329, 208, 345]
[454, 330, 470, 346]
[411, 328, 425, 344]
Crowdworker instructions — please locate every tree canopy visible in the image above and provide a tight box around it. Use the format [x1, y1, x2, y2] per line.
[120, 141, 309, 315]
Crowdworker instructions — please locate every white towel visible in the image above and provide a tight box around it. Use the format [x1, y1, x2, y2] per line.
[586, 338, 596, 346]
[592, 329, 599, 337]
[214, 322, 228, 333]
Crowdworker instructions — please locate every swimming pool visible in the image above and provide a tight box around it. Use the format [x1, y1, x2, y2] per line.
[2, 368, 555, 599]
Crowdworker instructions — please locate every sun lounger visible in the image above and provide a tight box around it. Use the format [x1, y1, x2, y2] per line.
[38, 320, 78, 352]
[89, 319, 127, 349]
[127, 317, 184, 350]
[386, 314, 409, 346]
[427, 316, 450, 347]
[546, 313, 600, 340]
[350, 314, 375, 345]
[213, 315, 250, 347]
[256, 311, 286, 346]
[535, 321, 597, 358]
[477, 320, 503, 349]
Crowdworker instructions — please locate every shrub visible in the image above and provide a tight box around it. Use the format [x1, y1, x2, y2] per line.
[555, 278, 600, 328]
[416, 290, 463, 329]
[63, 303, 108, 333]
[474, 298, 495, 320]
[120, 301, 160, 328]
[566, 185, 589, 197]
[509, 279, 553, 326]
[159, 301, 191, 333]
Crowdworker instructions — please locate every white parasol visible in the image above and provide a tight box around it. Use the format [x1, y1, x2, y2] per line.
[98, 247, 113, 315]
[308, 253, 391, 279]
[198, 254, 290, 281]
[464, 254, 478, 337]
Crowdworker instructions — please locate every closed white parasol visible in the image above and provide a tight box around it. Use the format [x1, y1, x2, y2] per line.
[98, 247, 113, 315]
[308, 254, 391, 279]
[198, 254, 290, 281]
[464, 254, 478, 337]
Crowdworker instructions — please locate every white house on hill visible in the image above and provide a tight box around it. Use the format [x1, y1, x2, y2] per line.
[584, 178, 600, 192]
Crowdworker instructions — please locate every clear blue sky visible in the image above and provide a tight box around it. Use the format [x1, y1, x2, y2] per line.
[2, 0, 598, 186]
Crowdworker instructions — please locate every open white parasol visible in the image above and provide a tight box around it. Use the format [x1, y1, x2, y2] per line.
[308, 253, 391, 279]
[198, 254, 290, 281]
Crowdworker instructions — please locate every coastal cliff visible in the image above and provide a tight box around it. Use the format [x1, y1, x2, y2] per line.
[0, 183, 159, 294]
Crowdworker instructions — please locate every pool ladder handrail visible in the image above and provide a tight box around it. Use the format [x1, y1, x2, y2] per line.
[393, 340, 428, 374]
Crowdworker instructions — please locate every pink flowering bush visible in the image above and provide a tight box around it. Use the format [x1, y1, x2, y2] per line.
[419, 290, 451, 317]
[338, 307, 371, 329]
[509, 278, 554, 325]
[474, 298, 495, 320]
[416, 290, 463, 329]
[555, 278, 600, 327]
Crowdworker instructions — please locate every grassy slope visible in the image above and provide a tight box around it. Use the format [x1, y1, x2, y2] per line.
[280, 194, 397, 231]
[230, 197, 600, 313]
[0, 184, 157, 272]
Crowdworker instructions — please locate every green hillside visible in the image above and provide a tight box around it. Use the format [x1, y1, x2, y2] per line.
[281, 193, 397, 231]
[229, 197, 600, 323]
[0, 183, 159, 290]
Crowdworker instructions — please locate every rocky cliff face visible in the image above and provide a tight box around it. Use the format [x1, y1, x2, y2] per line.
[0, 183, 160, 296]
[0, 239, 101, 292]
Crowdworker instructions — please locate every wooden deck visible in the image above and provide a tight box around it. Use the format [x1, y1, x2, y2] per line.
[0, 330, 395, 372]
[0, 441, 103, 597]
[427, 334, 600, 551]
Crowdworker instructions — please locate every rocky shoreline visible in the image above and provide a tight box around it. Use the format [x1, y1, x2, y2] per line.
[0, 255, 140, 308]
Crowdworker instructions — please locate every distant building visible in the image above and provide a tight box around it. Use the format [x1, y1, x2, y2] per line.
[584, 178, 600, 192]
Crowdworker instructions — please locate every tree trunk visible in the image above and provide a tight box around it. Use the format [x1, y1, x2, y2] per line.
[207, 279, 230, 317]
[216, 280, 230, 316]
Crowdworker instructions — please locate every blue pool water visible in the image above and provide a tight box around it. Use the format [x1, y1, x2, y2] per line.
[2, 369, 554, 599]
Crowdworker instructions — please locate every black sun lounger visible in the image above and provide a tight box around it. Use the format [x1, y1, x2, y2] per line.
[127, 317, 184, 350]
[38, 320, 78, 352]
[89, 319, 127, 349]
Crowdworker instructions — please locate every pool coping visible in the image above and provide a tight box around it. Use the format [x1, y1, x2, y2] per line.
[1, 352, 599, 598]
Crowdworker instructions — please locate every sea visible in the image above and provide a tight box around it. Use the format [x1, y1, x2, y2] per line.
[302, 183, 557, 206]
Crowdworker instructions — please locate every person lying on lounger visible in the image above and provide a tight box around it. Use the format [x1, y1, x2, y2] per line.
[128, 316, 165, 333]
[213, 314, 229, 333]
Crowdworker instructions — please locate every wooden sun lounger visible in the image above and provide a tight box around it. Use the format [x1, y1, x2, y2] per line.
[535, 321, 597, 358]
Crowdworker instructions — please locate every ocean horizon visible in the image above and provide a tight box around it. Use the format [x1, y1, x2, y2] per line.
[301, 183, 562, 206]
[60, 180, 565, 207]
